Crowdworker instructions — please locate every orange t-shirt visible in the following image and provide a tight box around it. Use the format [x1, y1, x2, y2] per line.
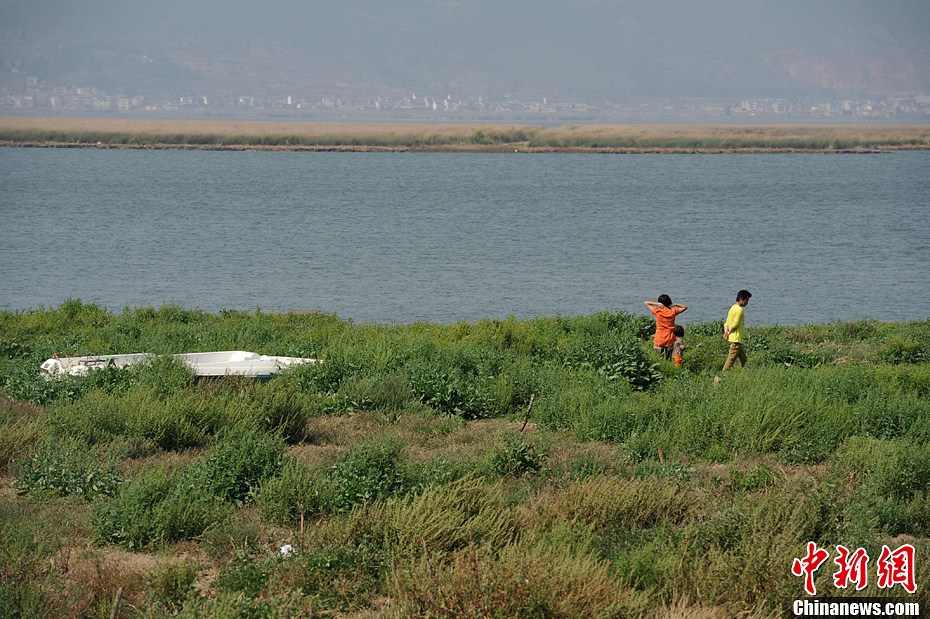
[649, 306, 684, 348]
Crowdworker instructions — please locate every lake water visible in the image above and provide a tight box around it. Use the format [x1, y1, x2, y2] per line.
[1, 147, 928, 326]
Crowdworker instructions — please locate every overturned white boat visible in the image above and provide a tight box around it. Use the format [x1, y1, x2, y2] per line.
[40, 350, 317, 380]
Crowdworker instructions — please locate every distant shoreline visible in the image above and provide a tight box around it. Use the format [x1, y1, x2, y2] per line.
[1, 116, 929, 153]
[0, 141, 911, 154]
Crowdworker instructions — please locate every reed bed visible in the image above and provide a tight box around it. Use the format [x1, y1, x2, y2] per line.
[1, 302, 928, 616]
[2, 116, 929, 152]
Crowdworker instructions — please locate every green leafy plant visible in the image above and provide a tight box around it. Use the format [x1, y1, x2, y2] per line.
[599, 346, 664, 391]
[144, 564, 199, 614]
[330, 437, 407, 510]
[880, 336, 927, 364]
[727, 462, 781, 492]
[12, 440, 121, 499]
[191, 426, 285, 506]
[90, 464, 230, 549]
[560, 334, 662, 391]
[489, 436, 546, 477]
[217, 550, 270, 597]
[256, 457, 335, 525]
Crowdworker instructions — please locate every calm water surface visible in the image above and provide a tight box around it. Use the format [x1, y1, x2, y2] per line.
[1, 148, 928, 325]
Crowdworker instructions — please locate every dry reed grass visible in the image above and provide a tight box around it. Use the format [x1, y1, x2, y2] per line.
[2, 116, 929, 152]
[49, 547, 174, 619]
[390, 540, 638, 618]
[520, 475, 691, 532]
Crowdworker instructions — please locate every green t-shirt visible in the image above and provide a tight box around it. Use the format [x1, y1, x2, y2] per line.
[726, 303, 746, 343]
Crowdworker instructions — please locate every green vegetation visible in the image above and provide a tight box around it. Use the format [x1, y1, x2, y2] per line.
[2, 117, 930, 152]
[1, 300, 928, 616]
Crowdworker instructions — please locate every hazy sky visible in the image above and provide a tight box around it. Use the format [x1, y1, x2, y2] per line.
[2, 0, 929, 100]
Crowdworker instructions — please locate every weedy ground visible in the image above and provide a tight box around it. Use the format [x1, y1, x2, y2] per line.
[1, 300, 928, 617]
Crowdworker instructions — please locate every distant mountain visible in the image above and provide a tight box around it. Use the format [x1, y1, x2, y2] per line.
[1, 0, 928, 102]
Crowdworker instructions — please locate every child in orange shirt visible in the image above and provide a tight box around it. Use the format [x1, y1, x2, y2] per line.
[672, 325, 685, 367]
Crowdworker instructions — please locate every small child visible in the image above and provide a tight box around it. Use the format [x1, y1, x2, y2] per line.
[672, 325, 685, 368]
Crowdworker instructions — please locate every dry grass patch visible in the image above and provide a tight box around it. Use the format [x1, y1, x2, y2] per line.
[303, 410, 487, 454]
[404, 417, 511, 462]
[48, 546, 163, 618]
[305, 412, 388, 446]
[287, 442, 343, 469]
[651, 596, 779, 619]
[537, 432, 633, 480]
[391, 540, 644, 618]
[118, 446, 204, 477]
[3, 116, 928, 152]
[520, 475, 691, 533]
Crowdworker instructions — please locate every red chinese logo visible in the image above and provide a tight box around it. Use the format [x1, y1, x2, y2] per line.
[877, 544, 916, 594]
[792, 542, 917, 596]
[833, 545, 869, 591]
[792, 542, 830, 596]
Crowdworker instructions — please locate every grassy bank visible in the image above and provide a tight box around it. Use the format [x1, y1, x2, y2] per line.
[1, 301, 928, 617]
[2, 116, 930, 152]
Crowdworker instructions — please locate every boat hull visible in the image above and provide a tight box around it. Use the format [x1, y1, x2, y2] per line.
[40, 351, 317, 380]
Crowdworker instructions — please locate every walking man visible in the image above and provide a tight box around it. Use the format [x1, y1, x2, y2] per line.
[722, 290, 752, 371]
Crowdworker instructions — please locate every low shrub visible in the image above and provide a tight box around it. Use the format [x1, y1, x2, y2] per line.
[144, 564, 199, 615]
[854, 390, 922, 440]
[830, 436, 930, 536]
[283, 543, 385, 612]
[384, 476, 517, 559]
[559, 332, 662, 391]
[488, 436, 546, 477]
[532, 369, 631, 434]
[91, 465, 231, 549]
[749, 331, 827, 368]
[46, 386, 225, 450]
[329, 437, 408, 511]
[200, 509, 266, 561]
[405, 456, 476, 491]
[564, 448, 630, 480]
[217, 552, 270, 598]
[0, 502, 61, 618]
[407, 364, 495, 418]
[46, 389, 126, 445]
[256, 457, 335, 526]
[335, 373, 414, 413]
[131, 356, 195, 396]
[880, 336, 928, 364]
[399, 337, 511, 419]
[675, 334, 728, 374]
[191, 426, 285, 506]
[598, 526, 679, 592]
[287, 352, 350, 395]
[678, 479, 825, 605]
[0, 397, 45, 474]
[576, 396, 661, 448]
[3, 364, 70, 405]
[214, 379, 329, 442]
[169, 590, 312, 618]
[728, 462, 781, 493]
[125, 392, 217, 451]
[12, 439, 121, 499]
